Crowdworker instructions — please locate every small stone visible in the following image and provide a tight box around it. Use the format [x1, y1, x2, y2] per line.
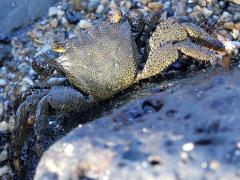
[141, 0, 151, 5]
[224, 22, 235, 30]
[235, 22, 240, 30]
[87, 0, 99, 12]
[0, 165, 8, 176]
[48, 7, 58, 16]
[96, 4, 105, 14]
[66, 11, 80, 24]
[233, 12, 240, 22]
[22, 77, 34, 86]
[72, 0, 88, 11]
[219, 1, 225, 8]
[232, 29, 239, 39]
[0, 79, 6, 87]
[198, 0, 207, 6]
[0, 150, 8, 162]
[219, 11, 232, 22]
[78, 20, 92, 29]
[176, 1, 187, 16]
[125, 1, 132, 9]
[209, 160, 221, 171]
[61, 17, 70, 29]
[48, 7, 65, 17]
[182, 142, 195, 152]
[202, 7, 213, 18]
[227, 0, 240, 5]
[0, 121, 9, 132]
[49, 18, 58, 29]
[148, 2, 163, 11]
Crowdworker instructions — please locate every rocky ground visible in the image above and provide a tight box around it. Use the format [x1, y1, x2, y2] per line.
[0, 0, 240, 179]
[35, 68, 240, 180]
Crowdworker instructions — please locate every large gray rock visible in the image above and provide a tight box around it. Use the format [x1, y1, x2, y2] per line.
[34, 69, 240, 180]
[0, 0, 59, 35]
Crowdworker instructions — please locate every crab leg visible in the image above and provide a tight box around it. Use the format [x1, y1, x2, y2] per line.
[182, 22, 225, 52]
[136, 39, 221, 81]
[14, 89, 49, 156]
[34, 86, 95, 153]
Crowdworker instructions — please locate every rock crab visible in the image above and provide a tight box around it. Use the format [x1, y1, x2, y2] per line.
[13, 10, 226, 158]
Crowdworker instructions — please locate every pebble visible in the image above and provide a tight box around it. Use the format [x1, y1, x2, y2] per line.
[148, 2, 163, 11]
[66, 11, 80, 24]
[49, 18, 58, 29]
[182, 142, 195, 152]
[87, 0, 100, 12]
[61, 17, 70, 29]
[227, 0, 240, 5]
[125, 1, 133, 9]
[0, 121, 9, 132]
[22, 77, 34, 86]
[202, 7, 213, 18]
[0, 165, 8, 176]
[198, 0, 207, 7]
[48, 7, 59, 16]
[232, 29, 239, 39]
[224, 22, 235, 30]
[71, 0, 88, 11]
[235, 22, 240, 30]
[233, 12, 240, 22]
[219, 11, 232, 22]
[0, 149, 8, 162]
[0, 79, 6, 87]
[209, 160, 221, 171]
[96, 4, 105, 14]
[78, 20, 92, 29]
[48, 7, 65, 17]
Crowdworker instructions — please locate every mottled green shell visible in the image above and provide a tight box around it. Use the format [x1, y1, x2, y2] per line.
[56, 21, 140, 100]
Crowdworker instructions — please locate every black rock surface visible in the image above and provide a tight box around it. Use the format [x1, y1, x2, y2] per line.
[34, 69, 240, 180]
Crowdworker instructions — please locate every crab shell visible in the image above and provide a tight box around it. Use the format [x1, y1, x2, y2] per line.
[55, 21, 140, 100]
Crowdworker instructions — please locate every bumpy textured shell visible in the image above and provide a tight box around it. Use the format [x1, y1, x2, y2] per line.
[56, 21, 140, 100]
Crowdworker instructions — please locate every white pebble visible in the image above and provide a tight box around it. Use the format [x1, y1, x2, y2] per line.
[0, 121, 9, 132]
[48, 7, 65, 17]
[182, 142, 195, 152]
[96, 4, 105, 14]
[202, 7, 213, 18]
[220, 11, 232, 22]
[22, 77, 34, 86]
[0, 165, 8, 176]
[48, 7, 58, 16]
[0, 150, 8, 162]
[78, 20, 93, 29]
[0, 79, 6, 87]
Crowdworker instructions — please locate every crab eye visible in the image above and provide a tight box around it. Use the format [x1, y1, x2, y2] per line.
[52, 42, 66, 53]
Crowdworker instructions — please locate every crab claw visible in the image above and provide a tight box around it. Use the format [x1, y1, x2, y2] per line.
[136, 17, 227, 81]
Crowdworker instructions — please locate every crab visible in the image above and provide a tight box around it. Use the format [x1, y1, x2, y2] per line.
[13, 10, 226, 157]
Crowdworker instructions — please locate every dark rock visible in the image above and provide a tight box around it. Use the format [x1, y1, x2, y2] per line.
[87, 0, 100, 12]
[65, 11, 81, 24]
[0, 34, 10, 44]
[35, 69, 240, 180]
